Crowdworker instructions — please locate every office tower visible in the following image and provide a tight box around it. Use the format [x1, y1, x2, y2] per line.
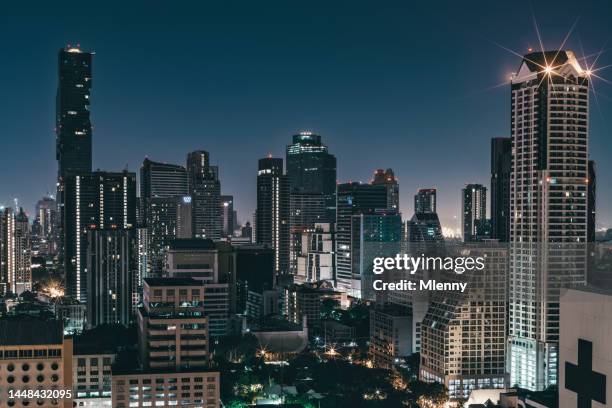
[86, 229, 136, 327]
[336, 182, 388, 296]
[286, 131, 337, 221]
[241, 221, 253, 240]
[406, 212, 444, 243]
[508, 50, 589, 390]
[296, 223, 335, 283]
[491, 138, 512, 242]
[135, 226, 150, 305]
[220, 195, 234, 237]
[0, 207, 32, 295]
[235, 245, 276, 316]
[139, 158, 189, 220]
[147, 196, 180, 274]
[255, 157, 290, 274]
[414, 188, 437, 214]
[164, 239, 230, 337]
[354, 209, 402, 301]
[56, 45, 92, 179]
[420, 246, 508, 398]
[588, 160, 596, 242]
[289, 192, 327, 274]
[461, 184, 487, 242]
[33, 196, 59, 256]
[176, 195, 193, 238]
[371, 168, 400, 211]
[138, 278, 210, 370]
[62, 171, 137, 301]
[56, 46, 93, 273]
[0, 317, 74, 408]
[187, 151, 222, 240]
[284, 281, 347, 329]
[369, 304, 412, 369]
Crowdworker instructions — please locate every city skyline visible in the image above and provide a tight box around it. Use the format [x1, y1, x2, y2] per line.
[2, 1, 612, 233]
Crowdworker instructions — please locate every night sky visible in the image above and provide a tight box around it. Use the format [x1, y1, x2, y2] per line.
[2, 0, 612, 233]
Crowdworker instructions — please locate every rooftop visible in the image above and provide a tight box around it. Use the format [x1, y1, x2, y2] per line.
[144, 277, 202, 287]
[0, 317, 63, 346]
[168, 238, 216, 250]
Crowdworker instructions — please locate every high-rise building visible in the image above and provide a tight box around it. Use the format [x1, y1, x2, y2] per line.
[414, 188, 437, 214]
[62, 171, 137, 301]
[187, 151, 222, 241]
[0, 207, 32, 295]
[56, 45, 93, 179]
[176, 195, 193, 239]
[491, 137, 512, 242]
[255, 157, 290, 274]
[220, 195, 235, 237]
[508, 50, 589, 390]
[461, 184, 487, 242]
[296, 223, 335, 283]
[163, 239, 231, 337]
[420, 246, 508, 398]
[369, 303, 412, 369]
[33, 196, 59, 257]
[353, 210, 402, 301]
[336, 182, 388, 296]
[235, 245, 275, 316]
[241, 221, 253, 241]
[289, 192, 327, 275]
[86, 229, 136, 327]
[285, 131, 337, 222]
[371, 168, 400, 211]
[56, 45, 93, 275]
[406, 212, 444, 243]
[588, 160, 596, 242]
[139, 158, 189, 220]
[138, 278, 210, 370]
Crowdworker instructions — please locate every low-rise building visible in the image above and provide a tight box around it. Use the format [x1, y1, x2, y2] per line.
[0, 317, 73, 408]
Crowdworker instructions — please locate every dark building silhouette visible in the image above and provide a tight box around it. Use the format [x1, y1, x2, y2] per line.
[187, 151, 222, 240]
[140, 158, 189, 220]
[588, 160, 596, 242]
[371, 168, 400, 211]
[414, 188, 436, 214]
[286, 132, 337, 222]
[87, 229, 136, 327]
[461, 184, 486, 243]
[256, 158, 290, 274]
[56, 45, 93, 179]
[221, 195, 235, 237]
[491, 137, 512, 242]
[63, 171, 137, 301]
[56, 45, 94, 273]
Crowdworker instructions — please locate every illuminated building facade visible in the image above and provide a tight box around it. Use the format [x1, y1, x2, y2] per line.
[508, 50, 589, 390]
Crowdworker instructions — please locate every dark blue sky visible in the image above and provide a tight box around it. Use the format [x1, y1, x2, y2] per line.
[2, 0, 611, 233]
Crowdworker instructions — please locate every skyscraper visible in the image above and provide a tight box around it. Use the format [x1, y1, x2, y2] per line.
[140, 158, 189, 219]
[56, 45, 93, 274]
[187, 151, 222, 240]
[491, 137, 512, 242]
[33, 196, 59, 257]
[221, 195, 235, 237]
[56, 45, 93, 179]
[286, 132, 337, 221]
[508, 50, 589, 390]
[87, 228, 136, 327]
[62, 171, 137, 301]
[414, 188, 437, 214]
[0, 207, 32, 295]
[336, 182, 388, 296]
[371, 168, 400, 211]
[461, 184, 486, 242]
[588, 160, 596, 242]
[256, 157, 290, 274]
